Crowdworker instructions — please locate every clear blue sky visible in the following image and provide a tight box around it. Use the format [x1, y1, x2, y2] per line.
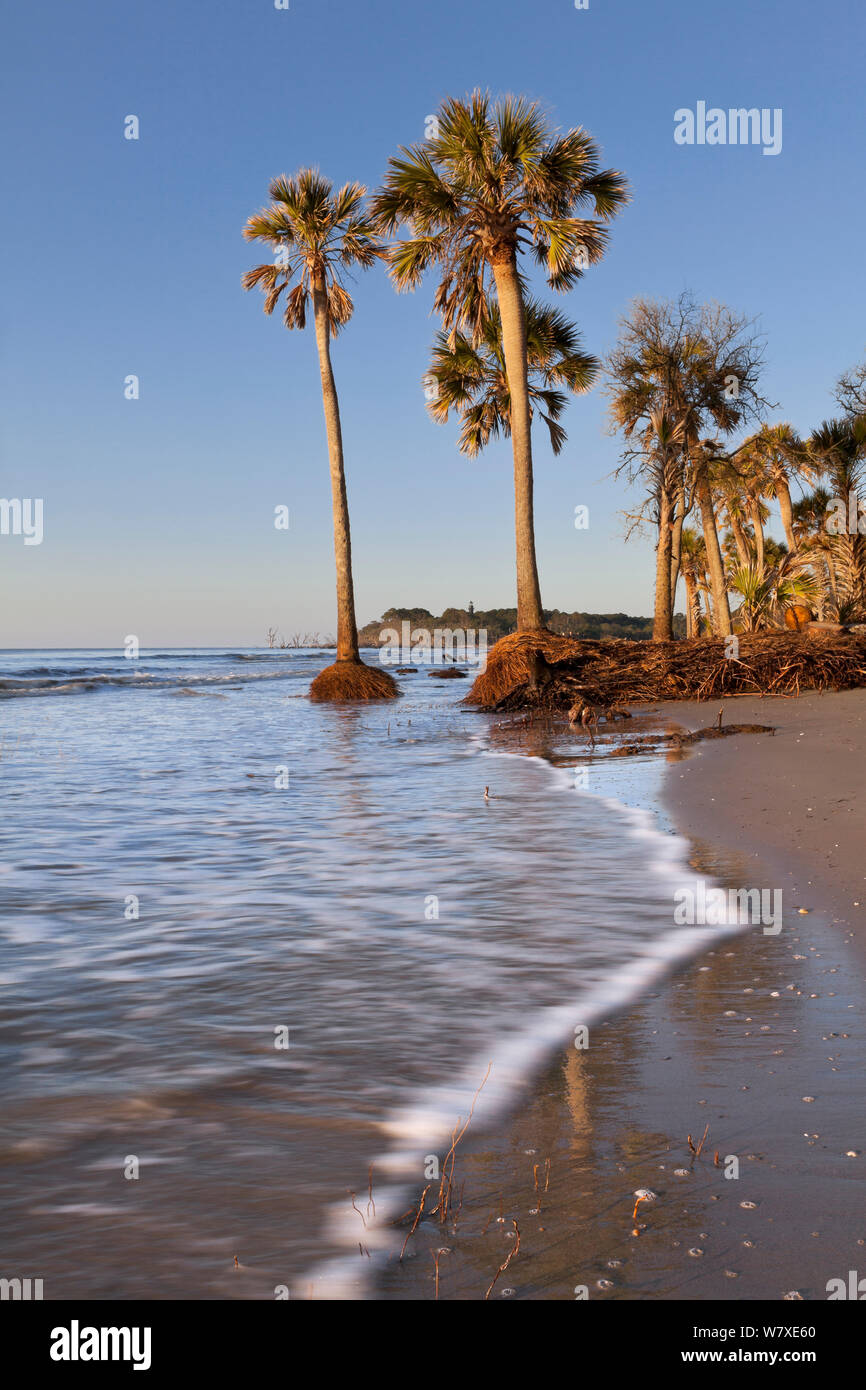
[2, 0, 863, 646]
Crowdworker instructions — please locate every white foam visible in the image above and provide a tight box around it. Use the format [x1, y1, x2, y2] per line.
[301, 726, 743, 1298]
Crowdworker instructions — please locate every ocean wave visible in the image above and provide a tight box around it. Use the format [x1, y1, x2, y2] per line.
[0, 670, 303, 699]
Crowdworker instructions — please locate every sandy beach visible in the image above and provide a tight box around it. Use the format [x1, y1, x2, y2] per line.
[662, 689, 866, 944]
[376, 690, 866, 1301]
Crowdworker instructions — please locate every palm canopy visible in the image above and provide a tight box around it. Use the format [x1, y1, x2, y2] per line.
[426, 297, 598, 456]
[242, 168, 383, 333]
[809, 416, 866, 493]
[371, 91, 629, 338]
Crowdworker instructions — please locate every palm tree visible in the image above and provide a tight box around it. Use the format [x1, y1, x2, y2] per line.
[730, 423, 813, 556]
[645, 407, 685, 640]
[809, 417, 866, 620]
[679, 526, 707, 637]
[372, 91, 629, 631]
[792, 485, 836, 615]
[242, 170, 397, 702]
[608, 296, 769, 638]
[729, 553, 819, 632]
[425, 297, 598, 456]
[715, 456, 754, 567]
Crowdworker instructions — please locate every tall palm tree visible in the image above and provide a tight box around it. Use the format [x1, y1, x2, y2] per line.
[645, 407, 685, 640]
[715, 456, 754, 567]
[372, 91, 628, 631]
[735, 423, 812, 553]
[425, 297, 598, 455]
[242, 170, 397, 702]
[679, 526, 707, 637]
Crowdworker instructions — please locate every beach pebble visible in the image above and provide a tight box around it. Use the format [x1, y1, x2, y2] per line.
[783, 1291, 804, 1301]
[633, 1188, 656, 1203]
[499, 1287, 516, 1297]
[688, 1248, 704, 1257]
[596, 1279, 615, 1290]
[802, 1096, 816, 1103]
[846, 1150, 860, 1158]
[724, 1270, 739, 1278]
[673, 1168, 690, 1177]
[740, 1201, 758, 1209]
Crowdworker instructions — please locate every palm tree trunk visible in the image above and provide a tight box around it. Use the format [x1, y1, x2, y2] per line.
[684, 572, 698, 639]
[694, 461, 732, 635]
[654, 484, 674, 641]
[669, 475, 686, 614]
[774, 472, 797, 551]
[729, 513, 751, 567]
[490, 254, 544, 632]
[748, 498, 765, 572]
[312, 278, 359, 663]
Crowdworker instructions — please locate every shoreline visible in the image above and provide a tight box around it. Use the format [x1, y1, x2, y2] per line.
[374, 689, 866, 1300]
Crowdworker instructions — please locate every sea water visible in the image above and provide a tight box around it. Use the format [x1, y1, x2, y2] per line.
[0, 648, 732, 1298]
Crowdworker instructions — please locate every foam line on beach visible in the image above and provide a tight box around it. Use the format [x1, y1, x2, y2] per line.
[301, 731, 745, 1298]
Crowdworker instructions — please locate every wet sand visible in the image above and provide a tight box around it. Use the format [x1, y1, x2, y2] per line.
[373, 691, 866, 1301]
[661, 689, 866, 944]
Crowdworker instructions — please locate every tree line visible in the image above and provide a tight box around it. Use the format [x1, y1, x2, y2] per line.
[242, 89, 865, 699]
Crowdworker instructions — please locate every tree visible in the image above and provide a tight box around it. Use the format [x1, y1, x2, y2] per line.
[679, 526, 707, 637]
[729, 553, 819, 632]
[648, 408, 687, 640]
[809, 416, 866, 620]
[608, 295, 770, 638]
[834, 356, 866, 419]
[242, 170, 397, 701]
[426, 297, 598, 456]
[731, 423, 813, 555]
[372, 90, 628, 631]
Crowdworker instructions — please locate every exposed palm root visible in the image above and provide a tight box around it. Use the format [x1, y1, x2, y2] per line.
[464, 629, 866, 713]
[309, 659, 398, 703]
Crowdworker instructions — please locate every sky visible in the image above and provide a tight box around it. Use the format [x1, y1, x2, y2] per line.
[1, 0, 863, 646]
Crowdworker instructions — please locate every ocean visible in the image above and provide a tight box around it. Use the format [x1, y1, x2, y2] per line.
[0, 647, 733, 1298]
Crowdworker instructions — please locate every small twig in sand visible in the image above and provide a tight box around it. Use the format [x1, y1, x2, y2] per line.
[688, 1124, 710, 1158]
[432, 1062, 493, 1223]
[714, 1150, 720, 1167]
[349, 1191, 367, 1229]
[398, 1185, 431, 1261]
[484, 1220, 521, 1300]
[366, 1164, 376, 1221]
[433, 1249, 444, 1300]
